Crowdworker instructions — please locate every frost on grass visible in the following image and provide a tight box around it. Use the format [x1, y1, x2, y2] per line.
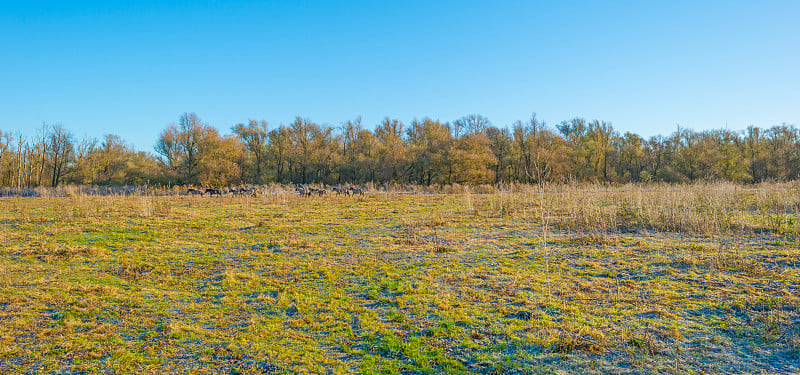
[0, 185, 797, 374]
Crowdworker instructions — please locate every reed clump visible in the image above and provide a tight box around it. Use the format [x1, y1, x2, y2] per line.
[477, 182, 800, 237]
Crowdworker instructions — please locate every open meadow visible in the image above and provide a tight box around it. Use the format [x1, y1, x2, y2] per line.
[0, 184, 798, 374]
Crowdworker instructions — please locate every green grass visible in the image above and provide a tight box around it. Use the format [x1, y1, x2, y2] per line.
[0, 186, 798, 374]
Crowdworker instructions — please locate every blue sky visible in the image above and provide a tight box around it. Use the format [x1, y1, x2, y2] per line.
[1, 0, 798, 151]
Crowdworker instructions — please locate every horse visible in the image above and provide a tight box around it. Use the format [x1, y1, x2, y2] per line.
[296, 187, 311, 197]
[204, 188, 222, 197]
[332, 187, 350, 196]
[187, 188, 204, 196]
[231, 188, 248, 196]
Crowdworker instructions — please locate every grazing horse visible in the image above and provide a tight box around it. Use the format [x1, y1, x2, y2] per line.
[231, 188, 249, 196]
[350, 187, 365, 196]
[187, 188, 204, 196]
[333, 187, 350, 196]
[204, 188, 222, 197]
[296, 187, 311, 197]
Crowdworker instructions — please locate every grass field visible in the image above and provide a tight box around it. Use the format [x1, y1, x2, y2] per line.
[1, 184, 798, 374]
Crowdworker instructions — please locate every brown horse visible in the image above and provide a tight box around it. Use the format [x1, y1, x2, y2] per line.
[187, 188, 204, 196]
[204, 188, 222, 197]
[296, 187, 311, 197]
[231, 187, 249, 196]
[332, 187, 350, 196]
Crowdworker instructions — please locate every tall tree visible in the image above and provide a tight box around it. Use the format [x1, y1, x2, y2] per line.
[266, 126, 293, 183]
[48, 124, 74, 187]
[406, 118, 452, 185]
[585, 120, 618, 181]
[155, 113, 215, 184]
[288, 117, 323, 183]
[374, 118, 408, 182]
[450, 132, 496, 184]
[233, 120, 269, 183]
[485, 126, 514, 184]
[617, 132, 645, 182]
[453, 114, 491, 137]
[71, 135, 98, 184]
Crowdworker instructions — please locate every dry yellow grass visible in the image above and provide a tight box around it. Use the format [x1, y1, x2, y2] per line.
[0, 183, 797, 374]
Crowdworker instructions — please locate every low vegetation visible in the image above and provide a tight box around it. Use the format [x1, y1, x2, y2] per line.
[0, 183, 798, 374]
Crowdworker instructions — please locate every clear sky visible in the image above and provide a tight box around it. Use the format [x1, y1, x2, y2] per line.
[1, 0, 798, 151]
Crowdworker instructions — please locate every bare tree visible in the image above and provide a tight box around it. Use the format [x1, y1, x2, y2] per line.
[48, 123, 74, 187]
[453, 114, 491, 137]
[155, 126, 179, 169]
[34, 123, 50, 186]
[13, 132, 27, 188]
[0, 131, 7, 184]
[155, 112, 211, 184]
[72, 135, 98, 184]
[267, 126, 292, 183]
[233, 120, 269, 183]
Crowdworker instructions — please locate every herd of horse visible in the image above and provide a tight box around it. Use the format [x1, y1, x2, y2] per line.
[185, 187, 260, 197]
[186, 188, 219, 197]
[295, 186, 365, 197]
[184, 186, 365, 197]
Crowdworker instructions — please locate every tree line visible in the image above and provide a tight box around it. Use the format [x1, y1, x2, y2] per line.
[0, 112, 798, 187]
